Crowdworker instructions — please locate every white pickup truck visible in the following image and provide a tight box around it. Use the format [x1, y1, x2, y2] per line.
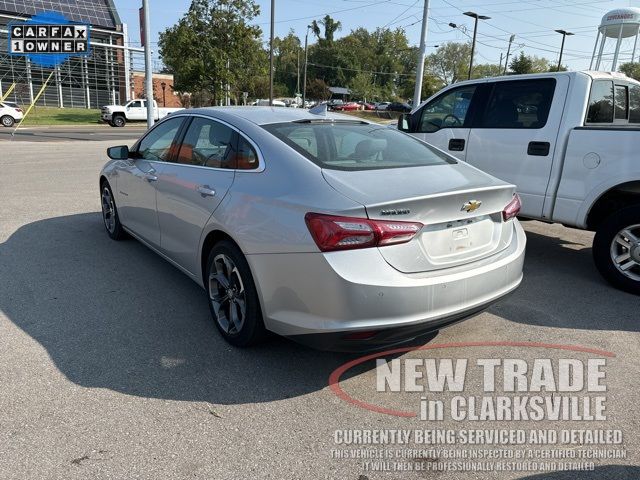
[101, 99, 183, 127]
[399, 71, 640, 294]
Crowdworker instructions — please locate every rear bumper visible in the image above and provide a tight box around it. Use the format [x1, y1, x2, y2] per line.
[247, 220, 526, 348]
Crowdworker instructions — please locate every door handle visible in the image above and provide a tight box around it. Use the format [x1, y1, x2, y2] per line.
[527, 141, 550, 156]
[144, 173, 158, 182]
[197, 185, 216, 198]
[448, 138, 465, 151]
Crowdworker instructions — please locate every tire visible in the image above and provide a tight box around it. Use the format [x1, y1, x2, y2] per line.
[593, 204, 640, 295]
[1, 115, 15, 128]
[100, 181, 127, 240]
[112, 115, 126, 128]
[205, 241, 266, 347]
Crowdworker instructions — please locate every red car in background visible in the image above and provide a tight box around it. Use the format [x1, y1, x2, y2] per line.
[332, 101, 361, 111]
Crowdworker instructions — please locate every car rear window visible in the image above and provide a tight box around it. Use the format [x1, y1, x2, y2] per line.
[262, 121, 455, 171]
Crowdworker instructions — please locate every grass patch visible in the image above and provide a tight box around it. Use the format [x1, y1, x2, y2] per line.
[19, 107, 100, 126]
[342, 110, 401, 124]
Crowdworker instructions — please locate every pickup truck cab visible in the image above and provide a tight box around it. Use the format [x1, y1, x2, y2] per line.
[399, 71, 640, 294]
[101, 99, 183, 127]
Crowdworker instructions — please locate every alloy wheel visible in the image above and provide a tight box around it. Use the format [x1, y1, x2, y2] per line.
[209, 254, 246, 335]
[610, 224, 640, 282]
[101, 187, 116, 234]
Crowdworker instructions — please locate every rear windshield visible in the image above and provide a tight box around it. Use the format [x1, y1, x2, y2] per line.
[263, 121, 455, 171]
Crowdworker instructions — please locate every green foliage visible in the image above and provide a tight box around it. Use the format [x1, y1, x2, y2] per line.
[158, 0, 264, 106]
[619, 62, 640, 81]
[306, 78, 331, 101]
[426, 42, 472, 85]
[472, 63, 503, 79]
[508, 52, 553, 75]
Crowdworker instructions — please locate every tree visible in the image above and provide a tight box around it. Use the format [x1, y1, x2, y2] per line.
[311, 15, 342, 44]
[509, 52, 533, 74]
[159, 0, 264, 105]
[508, 52, 553, 75]
[426, 42, 472, 85]
[619, 62, 640, 81]
[306, 78, 331, 101]
[274, 30, 303, 96]
[348, 72, 378, 102]
[472, 63, 503, 79]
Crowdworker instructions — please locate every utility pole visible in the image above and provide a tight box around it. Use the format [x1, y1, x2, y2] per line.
[464, 11, 491, 80]
[302, 25, 311, 108]
[499, 52, 503, 73]
[503, 34, 515, 75]
[412, 0, 430, 108]
[142, 0, 154, 129]
[555, 29, 574, 71]
[269, 0, 275, 106]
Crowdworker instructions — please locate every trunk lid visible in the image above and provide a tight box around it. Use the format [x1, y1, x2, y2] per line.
[322, 163, 517, 273]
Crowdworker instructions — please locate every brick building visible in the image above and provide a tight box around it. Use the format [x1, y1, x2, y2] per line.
[131, 71, 182, 108]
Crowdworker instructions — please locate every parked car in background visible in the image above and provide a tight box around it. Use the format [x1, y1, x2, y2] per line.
[358, 101, 375, 110]
[251, 99, 287, 107]
[99, 107, 525, 351]
[387, 102, 412, 113]
[399, 70, 640, 294]
[333, 101, 360, 111]
[375, 101, 391, 111]
[101, 99, 183, 127]
[327, 99, 345, 110]
[0, 101, 23, 127]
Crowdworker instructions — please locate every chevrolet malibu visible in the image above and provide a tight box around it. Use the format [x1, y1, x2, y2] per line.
[99, 107, 526, 351]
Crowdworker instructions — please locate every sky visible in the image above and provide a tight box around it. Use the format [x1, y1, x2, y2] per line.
[113, 0, 640, 71]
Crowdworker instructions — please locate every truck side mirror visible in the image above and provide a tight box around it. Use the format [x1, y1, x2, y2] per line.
[107, 145, 130, 160]
[398, 113, 411, 132]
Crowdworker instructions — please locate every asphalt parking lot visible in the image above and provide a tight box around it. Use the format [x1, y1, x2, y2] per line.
[0, 132, 638, 479]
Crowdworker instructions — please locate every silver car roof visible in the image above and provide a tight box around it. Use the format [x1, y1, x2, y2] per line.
[184, 106, 367, 126]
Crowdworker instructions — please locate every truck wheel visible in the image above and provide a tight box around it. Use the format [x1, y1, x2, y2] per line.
[112, 115, 126, 128]
[593, 205, 640, 295]
[1, 115, 15, 128]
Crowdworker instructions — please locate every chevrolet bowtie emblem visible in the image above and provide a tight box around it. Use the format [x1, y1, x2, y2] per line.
[462, 200, 482, 213]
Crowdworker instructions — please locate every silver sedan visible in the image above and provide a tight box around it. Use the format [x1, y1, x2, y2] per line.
[99, 107, 526, 351]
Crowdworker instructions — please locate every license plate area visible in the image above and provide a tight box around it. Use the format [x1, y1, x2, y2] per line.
[419, 215, 500, 265]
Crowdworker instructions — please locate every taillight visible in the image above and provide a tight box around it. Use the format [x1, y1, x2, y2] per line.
[503, 194, 522, 221]
[15, 108, 22, 113]
[305, 213, 423, 252]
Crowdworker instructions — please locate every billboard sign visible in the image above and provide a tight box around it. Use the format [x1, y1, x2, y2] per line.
[7, 11, 91, 67]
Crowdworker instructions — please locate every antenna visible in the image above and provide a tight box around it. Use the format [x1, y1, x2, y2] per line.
[309, 103, 328, 116]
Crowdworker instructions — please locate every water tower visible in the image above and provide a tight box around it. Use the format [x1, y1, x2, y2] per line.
[590, 7, 640, 71]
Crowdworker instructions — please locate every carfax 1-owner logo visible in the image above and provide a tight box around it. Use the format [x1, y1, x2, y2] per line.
[7, 11, 90, 67]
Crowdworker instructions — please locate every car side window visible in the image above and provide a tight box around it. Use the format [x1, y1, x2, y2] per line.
[615, 85, 629, 120]
[177, 117, 235, 169]
[136, 117, 184, 162]
[480, 79, 555, 129]
[236, 136, 260, 170]
[630, 85, 640, 124]
[418, 86, 476, 133]
[586, 81, 614, 124]
[129, 100, 142, 108]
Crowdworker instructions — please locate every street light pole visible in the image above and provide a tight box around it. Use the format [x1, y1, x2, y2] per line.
[269, 0, 275, 106]
[464, 11, 491, 80]
[302, 25, 311, 108]
[160, 82, 166, 107]
[412, 0, 431, 108]
[503, 34, 515, 75]
[142, 0, 154, 128]
[555, 29, 574, 71]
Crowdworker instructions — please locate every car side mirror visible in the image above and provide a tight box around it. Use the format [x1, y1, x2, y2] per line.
[107, 145, 130, 160]
[398, 113, 411, 132]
